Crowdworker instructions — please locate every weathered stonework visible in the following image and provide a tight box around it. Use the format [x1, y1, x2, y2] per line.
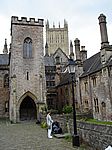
[10, 16, 46, 122]
[77, 121, 112, 150]
[52, 115, 112, 150]
[0, 68, 9, 117]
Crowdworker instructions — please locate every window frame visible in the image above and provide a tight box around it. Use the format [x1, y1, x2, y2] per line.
[23, 37, 32, 59]
[4, 74, 9, 88]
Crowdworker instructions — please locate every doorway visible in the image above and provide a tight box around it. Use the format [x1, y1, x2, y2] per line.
[20, 96, 37, 121]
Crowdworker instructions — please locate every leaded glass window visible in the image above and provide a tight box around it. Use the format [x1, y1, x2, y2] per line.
[23, 37, 32, 58]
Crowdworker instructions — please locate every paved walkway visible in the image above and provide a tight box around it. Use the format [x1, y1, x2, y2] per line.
[0, 120, 87, 150]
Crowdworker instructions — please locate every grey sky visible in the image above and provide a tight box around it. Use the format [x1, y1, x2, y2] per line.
[0, 0, 112, 57]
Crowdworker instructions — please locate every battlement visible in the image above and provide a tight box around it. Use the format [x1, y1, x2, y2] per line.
[11, 16, 44, 27]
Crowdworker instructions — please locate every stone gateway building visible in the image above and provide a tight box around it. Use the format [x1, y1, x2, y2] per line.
[0, 16, 46, 123]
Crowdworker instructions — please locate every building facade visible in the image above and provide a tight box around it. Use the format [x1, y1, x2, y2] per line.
[56, 14, 112, 121]
[44, 20, 69, 110]
[0, 16, 46, 123]
[0, 53, 9, 118]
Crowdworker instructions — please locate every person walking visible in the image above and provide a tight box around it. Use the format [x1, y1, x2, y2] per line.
[46, 111, 53, 138]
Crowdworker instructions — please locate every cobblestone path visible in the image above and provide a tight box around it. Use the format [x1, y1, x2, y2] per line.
[0, 120, 87, 150]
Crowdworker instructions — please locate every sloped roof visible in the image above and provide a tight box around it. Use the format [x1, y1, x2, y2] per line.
[44, 55, 55, 66]
[56, 72, 69, 87]
[81, 52, 102, 77]
[57, 52, 103, 86]
[0, 54, 9, 65]
[107, 55, 112, 66]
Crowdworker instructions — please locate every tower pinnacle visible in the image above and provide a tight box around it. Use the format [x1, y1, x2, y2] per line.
[3, 39, 8, 54]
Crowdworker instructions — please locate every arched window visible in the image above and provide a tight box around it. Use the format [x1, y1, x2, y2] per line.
[23, 37, 32, 58]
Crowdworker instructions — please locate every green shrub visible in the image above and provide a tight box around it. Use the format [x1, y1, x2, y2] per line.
[63, 105, 73, 114]
[86, 119, 112, 125]
[40, 121, 47, 128]
[64, 135, 72, 142]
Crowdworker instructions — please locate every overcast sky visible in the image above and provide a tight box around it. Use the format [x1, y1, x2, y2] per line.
[0, 0, 112, 57]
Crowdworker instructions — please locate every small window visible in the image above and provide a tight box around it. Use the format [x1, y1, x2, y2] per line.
[55, 56, 60, 64]
[84, 82, 88, 92]
[46, 81, 50, 87]
[5, 101, 9, 112]
[27, 72, 29, 80]
[23, 37, 32, 58]
[94, 98, 99, 113]
[101, 102, 106, 107]
[92, 77, 97, 87]
[60, 88, 63, 95]
[83, 98, 89, 111]
[4, 74, 9, 88]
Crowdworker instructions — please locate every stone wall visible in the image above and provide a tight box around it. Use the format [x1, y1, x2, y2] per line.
[77, 121, 112, 150]
[0, 69, 9, 118]
[52, 114, 112, 150]
[0, 89, 9, 117]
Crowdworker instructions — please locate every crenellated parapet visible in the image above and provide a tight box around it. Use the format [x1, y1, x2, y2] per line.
[11, 16, 44, 27]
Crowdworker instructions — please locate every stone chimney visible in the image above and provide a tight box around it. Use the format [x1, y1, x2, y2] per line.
[98, 14, 109, 48]
[80, 46, 87, 62]
[98, 14, 112, 64]
[74, 38, 81, 61]
[74, 38, 83, 79]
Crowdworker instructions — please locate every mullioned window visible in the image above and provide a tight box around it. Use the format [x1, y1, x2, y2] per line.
[23, 37, 32, 58]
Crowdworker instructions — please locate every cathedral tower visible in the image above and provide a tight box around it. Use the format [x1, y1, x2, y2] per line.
[10, 16, 46, 122]
[46, 19, 69, 56]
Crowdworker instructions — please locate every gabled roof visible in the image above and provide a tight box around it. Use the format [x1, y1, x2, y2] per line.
[0, 54, 9, 65]
[53, 47, 68, 59]
[57, 52, 103, 86]
[107, 55, 112, 66]
[81, 52, 102, 77]
[44, 55, 55, 66]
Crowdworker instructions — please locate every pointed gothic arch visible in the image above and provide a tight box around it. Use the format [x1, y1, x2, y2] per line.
[18, 91, 37, 121]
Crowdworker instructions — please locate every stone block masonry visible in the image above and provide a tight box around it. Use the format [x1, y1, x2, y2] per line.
[77, 121, 112, 150]
[10, 15, 46, 122]
[52, 114, 112, 150]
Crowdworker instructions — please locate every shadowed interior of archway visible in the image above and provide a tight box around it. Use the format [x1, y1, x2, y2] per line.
[20, 96, 37, 121]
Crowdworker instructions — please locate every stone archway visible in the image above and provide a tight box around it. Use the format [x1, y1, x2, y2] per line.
[20, 96, 37, 121]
